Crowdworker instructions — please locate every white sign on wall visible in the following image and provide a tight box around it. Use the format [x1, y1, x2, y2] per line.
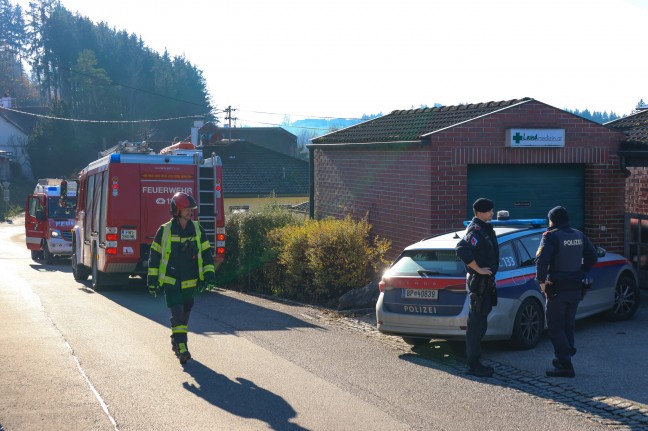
[505, 129, 565, 148]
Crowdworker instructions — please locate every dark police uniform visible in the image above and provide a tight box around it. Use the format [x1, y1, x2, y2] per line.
[536, 216, 597, 376]
[456, 217, 499, 372]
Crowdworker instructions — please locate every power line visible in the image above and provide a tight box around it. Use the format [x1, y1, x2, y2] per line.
[237, 108, 366, 121]
[0, 105, 342, 130]
[0, 105, 210, 124]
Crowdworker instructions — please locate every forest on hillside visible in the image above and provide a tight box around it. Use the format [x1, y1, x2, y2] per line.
[0, 0, 213, 179]
[0, 0, 642, 181]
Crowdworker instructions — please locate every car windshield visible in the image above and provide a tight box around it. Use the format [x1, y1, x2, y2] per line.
[390, 249, 465, 276]
[47, 196, 76, 219]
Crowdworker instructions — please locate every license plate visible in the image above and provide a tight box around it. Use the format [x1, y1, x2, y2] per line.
[403, 289, 438, 300]
[121, 229, 137, 240]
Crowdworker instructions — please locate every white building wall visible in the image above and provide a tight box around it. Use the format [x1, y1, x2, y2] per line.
[0, 116, 33, 180]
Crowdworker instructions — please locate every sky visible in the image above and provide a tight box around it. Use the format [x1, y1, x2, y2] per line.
[14, 0, 648, 127]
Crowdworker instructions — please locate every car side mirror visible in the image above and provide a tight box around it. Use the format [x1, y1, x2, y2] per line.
[596, 246, 607, 258]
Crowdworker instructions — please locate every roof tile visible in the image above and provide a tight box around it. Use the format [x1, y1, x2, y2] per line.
[312, 98, 532, 144]
[203, 140, 309, 196]
[606, 109, 648, 147]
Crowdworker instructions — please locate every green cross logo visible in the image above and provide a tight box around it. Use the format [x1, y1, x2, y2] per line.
[512, 132, 524, 144]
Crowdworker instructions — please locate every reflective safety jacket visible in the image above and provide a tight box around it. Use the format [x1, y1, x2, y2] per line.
[147, 218, 215, 289]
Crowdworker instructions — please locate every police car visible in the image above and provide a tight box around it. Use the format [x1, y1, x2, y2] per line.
[376, 214, 640, 349]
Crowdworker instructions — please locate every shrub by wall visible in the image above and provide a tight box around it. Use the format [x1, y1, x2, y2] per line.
[264, 215, 391, 307]
[214, 206, 303, 291]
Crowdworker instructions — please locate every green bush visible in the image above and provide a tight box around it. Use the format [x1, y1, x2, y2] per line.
[264, 223, 312, 301]
[215, 205, 391, 308]
[215, 204, 303, 291]
[264, 215, 391, 308]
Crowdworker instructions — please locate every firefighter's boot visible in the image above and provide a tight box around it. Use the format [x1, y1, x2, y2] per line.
[177, 342, 191, 364]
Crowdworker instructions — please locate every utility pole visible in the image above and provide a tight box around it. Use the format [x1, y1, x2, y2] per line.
[224, 105, 237, 141]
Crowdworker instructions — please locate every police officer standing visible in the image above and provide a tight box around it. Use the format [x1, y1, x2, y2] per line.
[148, 192, 217, 365]
[456, 198, 499, 377]
[536, 206, 597, 377]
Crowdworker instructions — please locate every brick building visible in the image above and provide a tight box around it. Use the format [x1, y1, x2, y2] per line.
[607, 109, 648, 280]
[309, 98, 628, 260]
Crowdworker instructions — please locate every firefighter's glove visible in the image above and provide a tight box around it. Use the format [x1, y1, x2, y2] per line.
[148, 284, 161, 298]
[200, 275, 216, 293]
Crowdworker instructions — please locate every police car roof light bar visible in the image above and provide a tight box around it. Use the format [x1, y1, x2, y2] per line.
[463, 218, 547, 227]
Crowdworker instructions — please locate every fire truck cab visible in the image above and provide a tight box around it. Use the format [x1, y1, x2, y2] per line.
[25, 178, 77, 264]
[71, 140, 225, 290]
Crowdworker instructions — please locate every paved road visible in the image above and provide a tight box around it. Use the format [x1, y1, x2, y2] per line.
[1, 215, 647, 431]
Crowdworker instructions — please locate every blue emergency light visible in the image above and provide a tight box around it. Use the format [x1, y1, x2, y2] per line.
[463, 218, 546, 227]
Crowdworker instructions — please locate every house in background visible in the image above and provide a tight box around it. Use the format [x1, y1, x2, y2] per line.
[310, 98, 628, 260]
[607, 107, 648, 286]
[198, 123, 298, 158]
[203, 139, 309, 213]
[0, 96, 47, 180]
[146, 121, 309, 214]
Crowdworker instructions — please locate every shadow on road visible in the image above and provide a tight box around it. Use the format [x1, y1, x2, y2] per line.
[28, 261, 73, 272]
[181, 360, 310, 431]
[397, 318, 648, 430]
[74, 276, 323, 336]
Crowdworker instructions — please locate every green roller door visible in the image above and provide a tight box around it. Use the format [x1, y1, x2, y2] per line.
[467, 164, 584, 229]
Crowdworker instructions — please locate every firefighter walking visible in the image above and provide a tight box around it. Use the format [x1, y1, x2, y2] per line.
[147, 192, 216, 364]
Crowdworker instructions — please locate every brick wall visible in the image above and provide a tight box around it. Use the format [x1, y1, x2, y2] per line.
[626, 167, 648, 214]
[314, 100, 628, 258]
[314, 146, 436, 257]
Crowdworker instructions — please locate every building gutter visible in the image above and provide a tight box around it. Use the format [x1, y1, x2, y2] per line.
[307, 140, 422, 149]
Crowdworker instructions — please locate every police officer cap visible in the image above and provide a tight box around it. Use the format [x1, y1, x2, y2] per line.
[548, 206, 569, 225]
[473, 198, 494, 213]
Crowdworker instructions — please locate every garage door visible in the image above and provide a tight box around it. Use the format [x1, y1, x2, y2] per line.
[467, 164, 584, 229]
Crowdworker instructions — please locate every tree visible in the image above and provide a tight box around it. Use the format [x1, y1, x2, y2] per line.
[0, 0, 37, 104]
[15, 0, 215, 179]
[25, 0, 60, 103]
[70, 49, 120, 119]
[27, 101, 80, 179]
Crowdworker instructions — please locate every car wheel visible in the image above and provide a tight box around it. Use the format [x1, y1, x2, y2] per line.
[402, 336, 431, 347]
[511, 298, 544, 350]
[31, 250, 42, 261]
[43, 242, 54, 265]
[71, 241, 90, 281]
[604, 274, 640, 321]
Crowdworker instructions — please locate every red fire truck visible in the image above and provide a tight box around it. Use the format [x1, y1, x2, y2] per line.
[25, 178, 77, 264]
[71, 140, 225, 290]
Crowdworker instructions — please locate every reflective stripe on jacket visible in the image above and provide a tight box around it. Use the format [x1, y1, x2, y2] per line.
[148, 220, 212, 289]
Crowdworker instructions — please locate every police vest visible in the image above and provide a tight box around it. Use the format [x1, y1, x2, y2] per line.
[551, 228, 585, 274]
[157, 220, 205, 289]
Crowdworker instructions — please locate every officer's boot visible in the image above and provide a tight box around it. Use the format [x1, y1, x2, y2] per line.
[552, 348, 577, 369]
[467, 361, 494, 378]
[546, 360, 575, 378]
